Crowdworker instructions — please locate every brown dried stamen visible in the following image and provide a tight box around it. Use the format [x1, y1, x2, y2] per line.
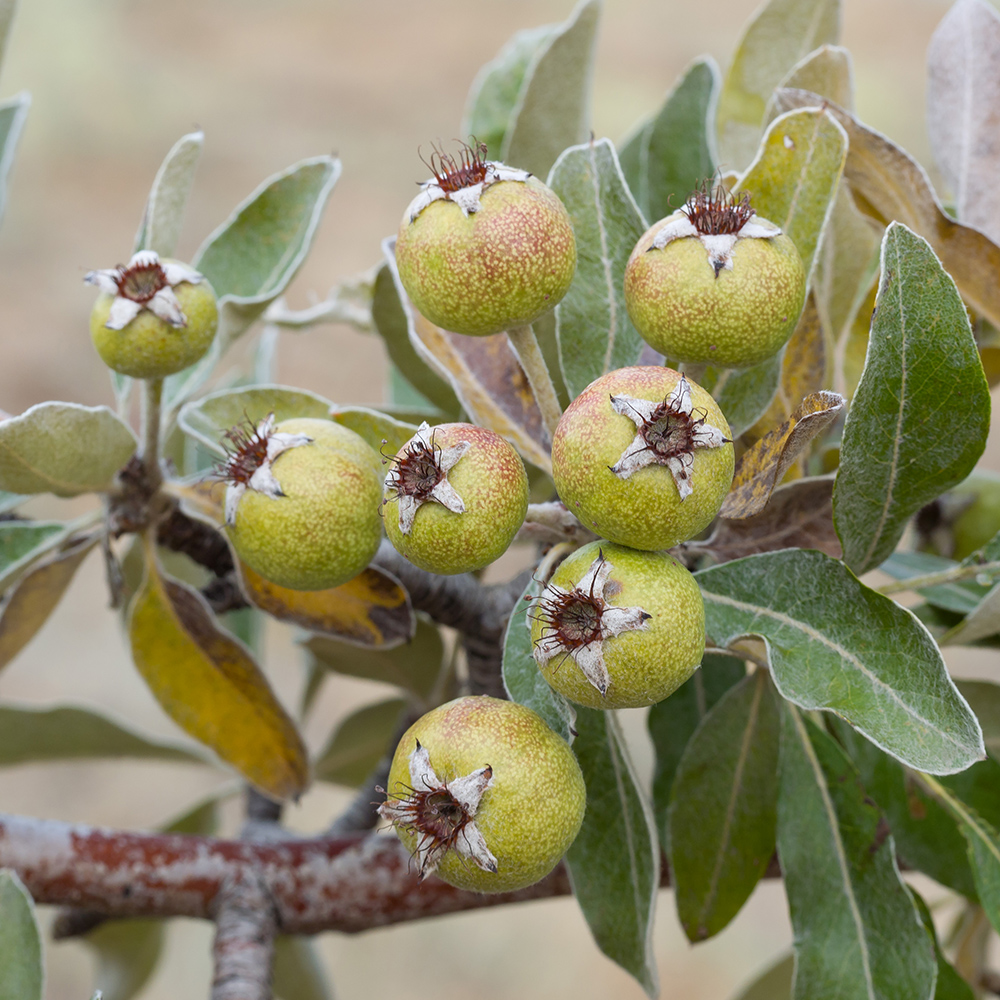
[115, 258, 169, 303]
[216, 415, 271, 486]
[682, 180, 755, 236]
[385, 438, 445, 501]
[420, 139, 490, 193]
[614, 394, 707, 464]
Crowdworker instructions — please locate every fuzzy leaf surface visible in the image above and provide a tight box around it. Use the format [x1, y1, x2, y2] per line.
[549, 138, 647, 398]
[0, 521, 68, 594]
[370, 264, 461, 417]
[566, 708, 659, 998]
[240, 561, 414, 650]
[313, 698, 407, 786]
[668, 670, 779, 942]
[777, 705, 936, 1000]
[0, 91, 29, 227]
[178, 384, 333, 456]
[502, 0, 599, 179]
[618, 58, 719, 223]
[773, 90, 1000, 333]
[304, 614, 441, 700]
[834, 223, 990, 574]
[705, 477, 841, 563]
[462, 24, 557, 159]
[133, 130, 204, 258]
[717, 0, 839, 168]
[128, 554, 308, 798]
[736, 107, 847, 282]
[701, 354, 782, 440]
[0, 535, 98, 673]
[382, 238, 550, 470]
[0, 402, 137, 496]
[696, 548, 984, 774]
[768, 44, 854, 120]
[330, 406, 419, 459]
[0, 870, 42, 1000]
[911, 890, 976, 1000]
[648, 652, 746, 851]
[731, 954, 794, 1000]
[927, 0, 1000, 244]
[723, 390, 843, 519]
[501, 576, 576, 743]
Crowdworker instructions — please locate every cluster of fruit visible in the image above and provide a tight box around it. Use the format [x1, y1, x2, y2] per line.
[85, 141, 806, 896]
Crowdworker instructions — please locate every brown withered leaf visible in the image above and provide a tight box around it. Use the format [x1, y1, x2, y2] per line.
[722, 390, 844, 519]
[381, 237, 550, 472]
[747, 293, 826, 443]
[701, 476, 841, 562]
[0, 533, 98, 673]
[237, 560, 414, 649]
[773, 89, 1000, 331]
[129, 549, 309, 799]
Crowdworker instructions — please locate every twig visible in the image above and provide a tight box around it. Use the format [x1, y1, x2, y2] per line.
[877, 560, 1000, 596]
[211, 871, 277, 1000]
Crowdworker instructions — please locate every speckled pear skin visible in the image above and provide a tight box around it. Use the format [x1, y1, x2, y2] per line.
[90, 274, 218, 379]
[395, 177, 577, 336]
[384, 696, 586, 893]
[552, 367, 734, 551]
[382, 423, 529, 575]
[227, 418, 383, 591]
[624, 212, 806, 369]
[531, 541, 705, 710]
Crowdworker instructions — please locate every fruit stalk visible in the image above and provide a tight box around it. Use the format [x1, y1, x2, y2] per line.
[140, 375, 164, 494]
[506, 324, 563, 440]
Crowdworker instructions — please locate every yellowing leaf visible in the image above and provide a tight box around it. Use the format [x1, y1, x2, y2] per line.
[238, 560, 414, 649]
[767, 44, 854, 122]
[128, 549, 308, 799]
[722, 391, 844, 519]
[0, 534, 98, 673]
[774, 89, 1000, 332]
[382, 238, 550, 472]
[746, 294, 827, 442]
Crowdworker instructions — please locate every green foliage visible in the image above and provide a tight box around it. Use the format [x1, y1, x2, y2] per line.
[0, 870, 42, 1000]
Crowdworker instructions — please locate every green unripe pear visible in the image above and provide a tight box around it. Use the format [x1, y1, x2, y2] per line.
[918, 469, 1000, 560]
[86, 252, 218, 379]
[395, 144, 576, 336]
[382, 421, 529, 575]
[224, 417, 382, 591]
[623, 188, 806, 369]
[530, 541, 705, 709]
[552, 366, 734, 551]
[379, 695, 585, 893]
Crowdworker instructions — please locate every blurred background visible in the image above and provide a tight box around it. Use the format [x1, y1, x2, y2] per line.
[0, 0, 996, 997]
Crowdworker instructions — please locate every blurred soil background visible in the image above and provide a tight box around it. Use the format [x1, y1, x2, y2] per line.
[0, 0, 996, 997]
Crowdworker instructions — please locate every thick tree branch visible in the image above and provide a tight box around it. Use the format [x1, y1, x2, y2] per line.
[211, 871, 277, 1000]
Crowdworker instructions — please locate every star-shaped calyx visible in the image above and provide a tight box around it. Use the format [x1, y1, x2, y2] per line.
[530, 552, 651, 696]
[405, 140, 530, 222]
[84, 250, 206, 330]
[217, 413, 313, 525]
[377, 740, 497, 881]
[609, 375, 729, 500]
[384, 422, 470, 535]
[649, 182, 781, 277]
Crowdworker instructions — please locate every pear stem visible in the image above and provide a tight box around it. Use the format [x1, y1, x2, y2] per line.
[506, 325, 562, 441]
[140, 376, 164, 493]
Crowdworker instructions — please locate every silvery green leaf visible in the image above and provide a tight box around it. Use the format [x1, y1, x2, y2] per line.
[696, 548, 985, 774]
[133, 130, 204, 258]
[0, 869, 42, 1000]
[0, 91, 28, 227]
[777, 706, 936, 1000]
[502, 0, 600, 179]
[834, 224, 990, 574]
[618, 58, 720, 224]
[549, 138, 647, 398]
[0, 402, 137, 496]
[717, 0, 840, 168]
[566, 708, 659, 998]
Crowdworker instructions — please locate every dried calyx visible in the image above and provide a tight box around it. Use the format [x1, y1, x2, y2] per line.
[84, 250, 205, 330]
[609, 375, 730, 498]
[378, 740, 497, 881]
[530, 551, 651, 696]
[406, 139, 530, 221]
[217, 413, 312, 524]
[383, 421, 470, 534]
[649, 180, 781, 277]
